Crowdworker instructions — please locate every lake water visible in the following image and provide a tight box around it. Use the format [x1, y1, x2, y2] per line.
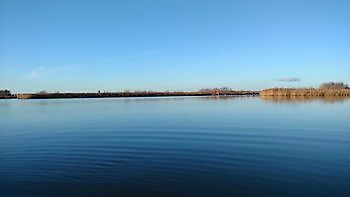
[1, 96, 349, 197]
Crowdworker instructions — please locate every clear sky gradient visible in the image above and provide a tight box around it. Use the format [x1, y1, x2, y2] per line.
[1, 0, 349, 92]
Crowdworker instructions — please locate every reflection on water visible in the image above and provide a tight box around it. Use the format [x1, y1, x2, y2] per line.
[0, 97, 350, 197]
[260, 95, 350, 104]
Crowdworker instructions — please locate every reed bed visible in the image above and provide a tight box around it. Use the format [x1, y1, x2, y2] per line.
[260, 88, 350, 97]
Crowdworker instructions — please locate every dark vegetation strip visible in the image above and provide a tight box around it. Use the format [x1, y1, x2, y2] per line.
[0, 90, 16, 99]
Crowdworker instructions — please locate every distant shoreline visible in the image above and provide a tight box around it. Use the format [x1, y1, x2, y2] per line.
[2, 88, 350, 100]
[11, 91, 259, 99]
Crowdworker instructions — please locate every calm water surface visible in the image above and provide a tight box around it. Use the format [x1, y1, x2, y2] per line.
[1, 96, 349, 196]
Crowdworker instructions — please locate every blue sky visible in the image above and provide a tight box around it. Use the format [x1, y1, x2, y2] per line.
[1, 0, 349, 92]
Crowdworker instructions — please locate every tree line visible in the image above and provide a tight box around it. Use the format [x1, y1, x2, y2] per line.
[0, 89, 11, 96]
